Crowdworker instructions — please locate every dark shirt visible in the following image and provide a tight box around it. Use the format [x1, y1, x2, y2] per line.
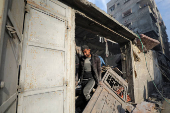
[79, 54, 101, 84]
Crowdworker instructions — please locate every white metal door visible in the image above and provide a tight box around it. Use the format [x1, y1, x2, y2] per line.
[18, 0, 75, 113]
[0, 0, 24, 112]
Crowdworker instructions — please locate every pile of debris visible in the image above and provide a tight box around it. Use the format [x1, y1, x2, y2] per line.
[126, 101, 160, 113]
[126, 82, 170, 113]
[83, 67, 128, 113]
[82, 67, 167, 113]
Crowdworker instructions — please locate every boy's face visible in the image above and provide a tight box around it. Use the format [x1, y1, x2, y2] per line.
[83, 49, 91, 58]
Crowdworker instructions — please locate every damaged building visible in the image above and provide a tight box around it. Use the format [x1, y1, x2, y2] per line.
[0, 0, 170, 113]
[107, 0, 169, 58]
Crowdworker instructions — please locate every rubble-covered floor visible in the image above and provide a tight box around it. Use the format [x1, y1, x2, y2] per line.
[126, 82, 170, 113]
[76, 66, 170, 113]
[75, 26, 170, 112]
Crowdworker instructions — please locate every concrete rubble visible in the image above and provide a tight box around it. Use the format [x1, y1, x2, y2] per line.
[81, 67, 167, 113]
[128, 102, 159, 113]
[133, 34, 160, 52]
[76, 35, 170, 113]
[83, 67, 128, 113]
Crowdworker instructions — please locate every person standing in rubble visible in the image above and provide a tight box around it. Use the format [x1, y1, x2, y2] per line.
[79, 45, 102, 101]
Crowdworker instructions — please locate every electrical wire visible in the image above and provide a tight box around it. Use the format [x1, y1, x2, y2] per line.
[157, 62, 170, 71]
[155, 66, 170, 83]
[143, 52, 170, 82]
[143, 52, 170, 72]
[137, 34, 170, 104]
[160, 72, 170, 82]
[144, 53, 170, 82]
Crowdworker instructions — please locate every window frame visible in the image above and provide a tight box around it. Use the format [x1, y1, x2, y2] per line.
[109, 4, 115, 12]
[122, 9, 132, 18]
[124, 0, 130, 4]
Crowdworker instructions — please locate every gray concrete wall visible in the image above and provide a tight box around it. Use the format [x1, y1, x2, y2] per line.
[107, 0, 169, 56]
[107, 0, 155, 34]
[132, 45, 162, 103]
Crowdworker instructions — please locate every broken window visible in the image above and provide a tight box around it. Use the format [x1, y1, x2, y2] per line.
[150, 13, 157, 23]
[136, 0, 141, 3]
[124, 0, 130, 4]
[139, 4, 148, 9]
[122, 9, 132, 17]
[110, 4, 115, 12]
[124, 22, 132, 28]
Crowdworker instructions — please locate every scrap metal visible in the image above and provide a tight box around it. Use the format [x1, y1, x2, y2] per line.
[83, 67, 128, 113]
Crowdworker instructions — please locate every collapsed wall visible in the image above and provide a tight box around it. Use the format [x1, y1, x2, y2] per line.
[132, 45, 162, 103]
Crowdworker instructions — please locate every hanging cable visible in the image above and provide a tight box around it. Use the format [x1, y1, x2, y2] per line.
[145, 54, 170, 82]
[137, 34, 170, 104]
[143, 52, 170, 72]
[158, 63, 170, 72]
[159, 67, 170, 82]
[143, 52, 170, 82]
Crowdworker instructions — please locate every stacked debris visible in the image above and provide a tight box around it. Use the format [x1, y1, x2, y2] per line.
[102, 66, 123, 77]
[83, 67, 128, 113]
[83, 67, 166, 113]
[126, 82, 170, 113]
[126, 102, 160, 113]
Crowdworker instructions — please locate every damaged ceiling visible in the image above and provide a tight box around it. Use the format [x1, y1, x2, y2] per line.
[58, 0, 138, 44]
[75, 26, 121, 55]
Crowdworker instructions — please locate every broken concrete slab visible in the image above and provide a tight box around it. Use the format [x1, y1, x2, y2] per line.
[83, 68, 127, 113]
[126, 103, 135, 113]
[135, 34, 160, 52]
[133, 102, 159, 113]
